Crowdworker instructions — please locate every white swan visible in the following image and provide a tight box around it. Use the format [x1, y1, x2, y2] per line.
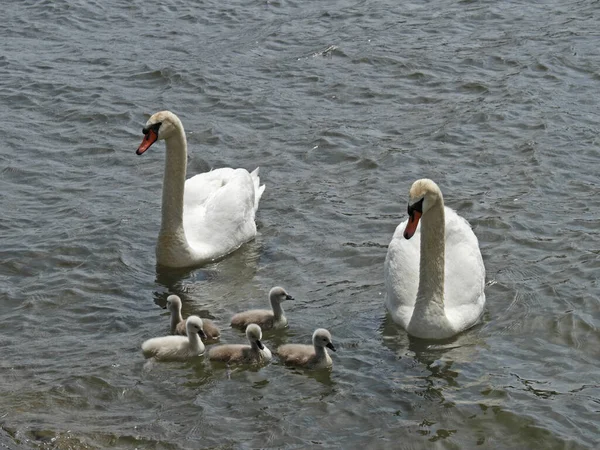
[141, 315, 206, 360]
[164, 294, 221, 341]
[277, 328, 336, 370]
[136, 111, 265, 268]
[384, 179, 486, 339]
[208, 323, 272, 365]
[230, 286, 294, 331]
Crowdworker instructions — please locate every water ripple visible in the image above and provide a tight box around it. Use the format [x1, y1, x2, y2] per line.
[1, 0, 599, 448]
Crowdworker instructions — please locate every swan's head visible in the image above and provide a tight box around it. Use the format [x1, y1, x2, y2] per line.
[403, 179, 443, 240]
[313, 328, 336, 352]
[163, 294, 182, 312]
[136, 111, 183, 155]
[246, 323, 265, 350]
[269, 286, 294, 305]
[185, 315, 207, 339]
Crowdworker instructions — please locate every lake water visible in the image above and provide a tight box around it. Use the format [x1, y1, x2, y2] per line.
[1, 0, 599, 448]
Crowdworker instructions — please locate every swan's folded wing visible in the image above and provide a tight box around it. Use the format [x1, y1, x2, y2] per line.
[183, 167, 237, 209]
[443, 207, 486, 314]
[384, 219, 420, 326]
[183, 168, 258, 256]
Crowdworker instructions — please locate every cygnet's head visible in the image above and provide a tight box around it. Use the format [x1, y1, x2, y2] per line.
[312, 328, 336, 352]
[164, 294, 182, 312]
[137, 111, 183, 155]
[246, 323, 265, 350]
[269, 286, 294, 304]
[403, 178, 444, 240]
[185, 316, 207, 340]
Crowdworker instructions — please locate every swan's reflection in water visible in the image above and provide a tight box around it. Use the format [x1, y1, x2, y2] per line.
[146, 239, 265, 352]
[153, 238, 263, 303]
[381, 312, 487, 404]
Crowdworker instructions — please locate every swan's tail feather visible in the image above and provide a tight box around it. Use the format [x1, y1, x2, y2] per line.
[250, 167, 265, 211]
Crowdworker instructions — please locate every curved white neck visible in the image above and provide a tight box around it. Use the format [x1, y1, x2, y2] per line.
[314, 345, 328, 361]
[160, 128, 187, 236]
[415, 203, 445, 309]
[250, 340, 262, 352]
[170, 309, 183, 332]
[270, 299, 284, 319]
[188, 332, 204, 352]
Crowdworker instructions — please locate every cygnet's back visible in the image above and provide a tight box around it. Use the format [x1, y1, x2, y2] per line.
[165, 294, 221, 341]
[209, 324, 272, 365]
[230, 286, 293, 330]
[142, 316, 206, 361]
[277, 328, 336, 370]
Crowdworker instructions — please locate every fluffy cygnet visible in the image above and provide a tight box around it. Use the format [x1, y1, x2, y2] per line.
[277, 328, 336, 370]
[230, 286, 293, 331]
[164, 294, 221, 341]
[208, 323, 272, 365]
[142, 315, 206, 361]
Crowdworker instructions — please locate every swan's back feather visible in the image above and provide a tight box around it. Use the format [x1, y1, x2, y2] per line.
[182, 167, 262, 261]
[250, 167, 266, 213]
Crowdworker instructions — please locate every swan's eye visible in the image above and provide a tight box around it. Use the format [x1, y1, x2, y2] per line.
[407, 198, 424, 217]
[142, 122, 162, 135]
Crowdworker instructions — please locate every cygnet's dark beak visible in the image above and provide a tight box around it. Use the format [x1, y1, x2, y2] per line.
[198, 329, 207, 339]
[326, 342, 336, 352]
[256, 340, 264, 350]
[162, 305, 167, 310]
[285, 294, 294, 300]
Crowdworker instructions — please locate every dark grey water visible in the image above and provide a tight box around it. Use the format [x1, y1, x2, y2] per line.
[1, 0, 599, 448]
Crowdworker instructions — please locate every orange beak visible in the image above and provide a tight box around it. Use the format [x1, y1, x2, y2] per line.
[403, 211, 421, 239]
[136, 129, 158, 155]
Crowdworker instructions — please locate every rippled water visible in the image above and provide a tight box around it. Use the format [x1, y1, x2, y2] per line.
[1, 0, 599, 448]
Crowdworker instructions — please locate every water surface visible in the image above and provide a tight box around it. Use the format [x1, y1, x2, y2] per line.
[1, 0, 599, 448]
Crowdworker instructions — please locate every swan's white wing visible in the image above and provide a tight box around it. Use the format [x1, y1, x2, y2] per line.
[384, 218, 420, 328]
[182, 168, 260, 258]
[183, 167, 237, 208]
[443, 207, 486, 327]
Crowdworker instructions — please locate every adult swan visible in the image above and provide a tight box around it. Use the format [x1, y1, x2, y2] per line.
[136, 111, 265, 268]
[384, 179, 485, 339]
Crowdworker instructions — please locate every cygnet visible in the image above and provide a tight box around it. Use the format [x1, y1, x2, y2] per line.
[142, 315, 206, 361]
[277, 328, 336, 369]
[230, 286, 293, 331]
[164, 294, 220, 341]
[208, 323, 272, 365]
